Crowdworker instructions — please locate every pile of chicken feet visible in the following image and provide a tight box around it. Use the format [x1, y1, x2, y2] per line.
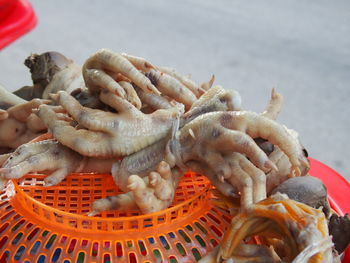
[0, 49, 349, 262]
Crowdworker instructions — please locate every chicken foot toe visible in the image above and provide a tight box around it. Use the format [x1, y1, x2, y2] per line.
[37, 91, 183, 157]
[90, 161, 180, 215]
[0, 140, 82, 188]
[174, 111, 309, 178]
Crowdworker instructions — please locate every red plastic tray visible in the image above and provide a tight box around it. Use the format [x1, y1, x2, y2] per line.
[0, 0, 37, 49]
[308, 157, 350, 262]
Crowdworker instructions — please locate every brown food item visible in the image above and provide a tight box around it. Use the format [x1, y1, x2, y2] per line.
[14, 51, 75, 100]
[271, 176, 330, 216]
[328, 213, 350, 254]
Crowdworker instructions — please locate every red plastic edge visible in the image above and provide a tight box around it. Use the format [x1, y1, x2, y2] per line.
[308, 157, 350, 262]
[309, 157, 350, 215]
[0, 0, 37, 49]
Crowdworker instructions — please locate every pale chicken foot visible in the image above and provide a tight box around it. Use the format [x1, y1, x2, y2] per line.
[37, 90, 183, 157]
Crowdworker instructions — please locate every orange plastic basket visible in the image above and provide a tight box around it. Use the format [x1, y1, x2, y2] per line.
[1, 154, 349, 262]
[0, 172, 233, 263]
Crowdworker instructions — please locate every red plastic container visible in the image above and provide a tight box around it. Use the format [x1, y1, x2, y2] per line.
[0, 0, 37, 49]
[308, 157, 350, 262]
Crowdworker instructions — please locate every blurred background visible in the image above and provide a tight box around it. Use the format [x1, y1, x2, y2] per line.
[0, 0, 349, 180]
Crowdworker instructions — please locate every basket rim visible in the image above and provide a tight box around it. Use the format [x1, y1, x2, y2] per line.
[11, 172, 211, 223]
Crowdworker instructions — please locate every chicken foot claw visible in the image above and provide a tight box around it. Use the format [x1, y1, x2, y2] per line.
[261, 88, 283, 120]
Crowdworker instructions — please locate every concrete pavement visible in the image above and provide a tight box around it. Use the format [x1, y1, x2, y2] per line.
[0, 0, 349, 180]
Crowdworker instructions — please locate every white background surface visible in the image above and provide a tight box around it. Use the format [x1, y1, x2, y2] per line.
[0, 0, 349, 180]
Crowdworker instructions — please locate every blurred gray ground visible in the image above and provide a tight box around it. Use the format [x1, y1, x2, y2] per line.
[0, 0, 349, 180]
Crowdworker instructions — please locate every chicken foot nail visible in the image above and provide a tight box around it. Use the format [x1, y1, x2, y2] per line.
[261, 88, 283, 120]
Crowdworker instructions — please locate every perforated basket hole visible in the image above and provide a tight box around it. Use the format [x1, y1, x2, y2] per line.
[116, 242, 123, 257]
[138, 240, 147, 256]
[77, 252, 85, 263]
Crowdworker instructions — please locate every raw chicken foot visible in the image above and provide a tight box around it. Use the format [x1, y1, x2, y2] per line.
[110, 85, 241, 192]
[83, 49, 214, 110]
[83, 49, 160, 97]
[103, 93, 302, 212]
[37, 90, 183, 157]
[166, 110, 309, 208]
[94, 88, 287, 212]
[155, 66, 215, 97]
[0, 99, 49, 150]
[0, 84, 26, 110]
[0, 85, 238, 193]
[144, 69, 197, 110]
[0, 139, 115, 189]
[90, 86, 241, 212]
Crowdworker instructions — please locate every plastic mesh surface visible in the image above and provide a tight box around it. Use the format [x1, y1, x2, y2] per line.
[0, 172, 232, 263]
